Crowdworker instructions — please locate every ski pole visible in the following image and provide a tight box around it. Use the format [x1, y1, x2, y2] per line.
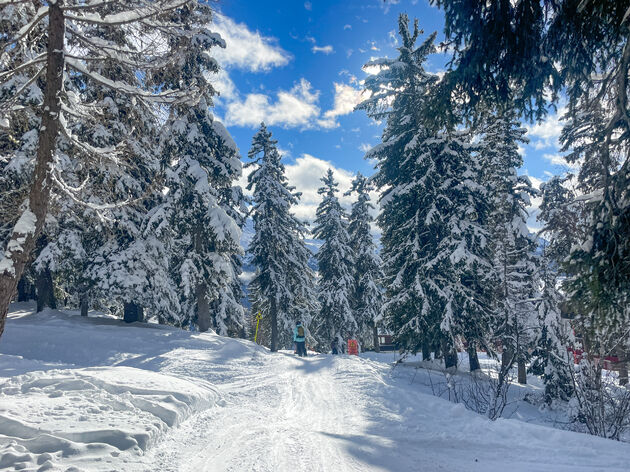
[254, 311, 262, 343]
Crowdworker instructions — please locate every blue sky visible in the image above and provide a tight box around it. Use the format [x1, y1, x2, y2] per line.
[210, 0, 571, 229]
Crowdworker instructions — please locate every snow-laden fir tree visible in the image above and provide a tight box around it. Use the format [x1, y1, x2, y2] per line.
[160, 100, 245, 333]
[0, 0, 220, 337]
[345, 173, 383, 350]
[247, 124, 317, 351]
[477, 110, 538, 382]
[358, 14, 494, 369]
[313, 169, 356, 350]
[530, 177, 585, 400]
[530, 240, 574, 404]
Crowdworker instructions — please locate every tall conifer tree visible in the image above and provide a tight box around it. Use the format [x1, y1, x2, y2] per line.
[346, 173, 383, 349]
[359, 15, 493, 368]
[247, 124, 317, 351]
[313, 169, 356, 350]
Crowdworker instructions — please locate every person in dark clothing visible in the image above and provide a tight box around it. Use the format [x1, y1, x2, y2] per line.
[331, 340, 339, 355]
[293, 321, 307, 357]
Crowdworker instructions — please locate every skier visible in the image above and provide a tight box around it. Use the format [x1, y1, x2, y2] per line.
[331, 340, 339, 355]
[293, 321, 307, 357]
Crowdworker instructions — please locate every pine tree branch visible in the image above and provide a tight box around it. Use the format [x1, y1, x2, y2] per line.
[0, 54, 46, 81]
[0, 66, 45, 113]
[64, 0, 190, 26]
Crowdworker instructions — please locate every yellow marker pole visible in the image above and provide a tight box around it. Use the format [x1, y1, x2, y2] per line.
[254, 312, 262, 344]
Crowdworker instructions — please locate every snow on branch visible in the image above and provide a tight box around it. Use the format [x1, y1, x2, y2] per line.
[0, 67, 45, 113]
[61, 0, 117, 11]
[0, 54, 46, 81]
[64, 0, 190, 26]
[65, 58, 194, 104]
[9, 5, 49, 46]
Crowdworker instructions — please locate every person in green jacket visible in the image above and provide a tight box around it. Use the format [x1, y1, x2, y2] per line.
[293, 321, 307, 357]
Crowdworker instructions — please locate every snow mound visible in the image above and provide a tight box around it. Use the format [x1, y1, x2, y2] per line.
[0, 366, 217, 471]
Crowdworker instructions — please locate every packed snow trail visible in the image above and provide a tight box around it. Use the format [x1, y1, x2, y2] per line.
[148, 350, 628, 472]
[2, 305, 630, 471]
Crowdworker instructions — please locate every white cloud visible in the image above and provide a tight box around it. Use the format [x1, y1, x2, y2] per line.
[212, 14, 291, 72]
[543, 153, 566, 166]
[283, 154, 380, 225]
[210, 69, 237, 100]
[312, 45, 334, 55]
[344, 24, 352, 30]
[318, 83, 364, 128]
[388, 30, 399, 46]
[526, 106, 565, 149]
[523, 173, 544, 233]
[304, 1, 312, 11]
[239, 153, 381, 237]
[225, 79, 322, 129]
[359, 143, 372, 152]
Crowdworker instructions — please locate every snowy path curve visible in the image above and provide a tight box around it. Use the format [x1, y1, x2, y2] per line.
[149, 352, 382, 472]
[2, 308, 630, 472]
[147, 350, 629, 472]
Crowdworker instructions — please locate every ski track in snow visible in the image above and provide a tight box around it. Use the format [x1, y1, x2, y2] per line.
[1, 303, 630, 472]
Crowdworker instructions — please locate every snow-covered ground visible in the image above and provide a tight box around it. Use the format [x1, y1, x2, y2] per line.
[1, 303, 629, 471]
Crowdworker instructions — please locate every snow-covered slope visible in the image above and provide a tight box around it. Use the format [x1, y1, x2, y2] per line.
[1, 303, 629, 471]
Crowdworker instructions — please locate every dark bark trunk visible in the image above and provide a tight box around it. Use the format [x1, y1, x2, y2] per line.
[372, 324, 380, 353]
[36, 268, 56, 312]
[0, 1, 65, 339]
[617, 348, 628, 386]
[468, 344, 480, 372]
[442, 338, 458, 370]
[422, 339, 431, 361]
[17, 276, 35, 302]
[270, 297, 278, 352]
[501, 346, 514, 371]
[196, 283, 211, 332]
[123, 302, 144, 323]
[517, 359, 527, 384]
[619, 364, 628, 386]
[80, 294, 89, 317]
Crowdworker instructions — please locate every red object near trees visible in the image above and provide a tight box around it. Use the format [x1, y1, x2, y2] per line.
[568, 347, 621, 370]
[347, 339, 359, 355]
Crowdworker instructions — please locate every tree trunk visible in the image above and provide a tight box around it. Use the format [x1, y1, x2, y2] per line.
[517, 359, 527, 385]
[270, 297, 278, 352]
[17, 277, 28, 302]
[196, 282, 211, 332]
[123, 302, 144, 323]
[36, 268, 56, 312]
[372, 324, 380, 353]
[17, 276, 36, 302]
[422, 339, 430, 361]
[80, 294, 89, 317]
[468, 344, 480, 372]
[619, 364, 628, 386]
[0, 1, 66, 339]
[501, 346, 514, 371]
[617, 348, 628, 386]
[442, 338, 458, 370]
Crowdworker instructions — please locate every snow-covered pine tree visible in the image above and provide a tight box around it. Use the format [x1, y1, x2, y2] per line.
[530, 240, 574, 403]
[358, 14, 494, 369]
[161, 100, 245, 333]
[32, 201, 106, 316]
[247, 124, 317, 351]
[0, 1, 220, 338]
[345, 173, 383, 350]
[477, 110, 538, 382]
[357, 15, 439, 360]
[313, 169, 356, 351]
